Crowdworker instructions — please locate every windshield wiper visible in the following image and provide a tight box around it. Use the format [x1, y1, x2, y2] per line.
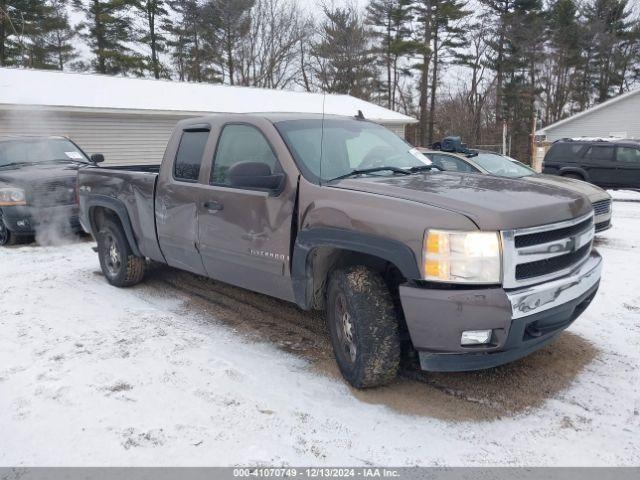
[407, 164, 442, 173]
[329, 166, 412, 182]
[39, 158, 88, 165]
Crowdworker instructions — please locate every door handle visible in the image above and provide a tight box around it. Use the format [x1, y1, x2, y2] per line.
[204, 200, 223, 211]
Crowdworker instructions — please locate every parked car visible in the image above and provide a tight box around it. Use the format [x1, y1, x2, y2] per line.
[78, 113, 602, 389]
[542, 137, 640, 190]
[418, 148, 613, 232]
[0, 135, 97, 245]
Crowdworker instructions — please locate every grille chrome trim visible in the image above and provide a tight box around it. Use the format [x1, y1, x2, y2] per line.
[507, 251, 602, 319]
[502, 212, 595, 289]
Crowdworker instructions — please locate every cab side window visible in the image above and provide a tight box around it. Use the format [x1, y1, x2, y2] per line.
[174, 130, 209, 181]
[616, 147, 640, 164]
[211, 124, 279, 186]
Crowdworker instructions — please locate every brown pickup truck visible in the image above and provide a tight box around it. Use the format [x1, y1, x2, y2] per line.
[78, 113, 603, 388]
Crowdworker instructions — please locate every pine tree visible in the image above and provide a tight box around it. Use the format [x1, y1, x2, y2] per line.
[165, 0, 218, 82]
[133, 0, 169, 78]
[582, 0, 634, 102]
[311, 5, 377, 98]
[366, 0, 415, 109]
[426, 0, 470, 143]
[73, 0, 144, 75]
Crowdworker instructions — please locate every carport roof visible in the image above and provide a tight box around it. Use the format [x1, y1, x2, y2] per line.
[0, 67, 416, 125]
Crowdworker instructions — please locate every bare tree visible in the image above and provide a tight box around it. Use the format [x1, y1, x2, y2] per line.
[236, 0, 306, 88]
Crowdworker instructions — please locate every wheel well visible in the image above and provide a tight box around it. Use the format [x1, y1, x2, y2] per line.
[560, 169, 586, 180]
[89, 206, 122, 234]
[308, 247, 406, 311]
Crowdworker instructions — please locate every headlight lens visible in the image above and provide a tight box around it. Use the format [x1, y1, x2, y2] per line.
[0, 187, 26, 206]
[423, 230, 501, 284]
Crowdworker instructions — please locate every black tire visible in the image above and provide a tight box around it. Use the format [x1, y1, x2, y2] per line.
[97, 218, 145, 287]
[562, 172, 584, 181]
[326, 265, 401, 388]
[0, 211, 17, 246]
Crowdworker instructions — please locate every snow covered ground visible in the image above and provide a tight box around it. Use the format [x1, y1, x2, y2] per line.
[0, 191, 639, 466]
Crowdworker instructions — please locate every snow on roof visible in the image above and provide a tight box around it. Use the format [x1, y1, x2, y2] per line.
[536, 88, 640, 135]
[0, 67, 416, 125]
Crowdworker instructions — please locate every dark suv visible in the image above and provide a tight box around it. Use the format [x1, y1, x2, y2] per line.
[542, 138, 640, 189]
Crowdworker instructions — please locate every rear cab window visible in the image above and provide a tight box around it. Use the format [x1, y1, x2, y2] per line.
[174, 130, 210, 182]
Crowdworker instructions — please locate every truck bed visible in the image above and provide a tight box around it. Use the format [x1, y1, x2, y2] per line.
[78, 165, 164, 262]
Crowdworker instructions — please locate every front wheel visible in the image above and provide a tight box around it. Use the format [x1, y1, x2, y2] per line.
[326, 265, 401, 388]
[97, 219, 145, 287]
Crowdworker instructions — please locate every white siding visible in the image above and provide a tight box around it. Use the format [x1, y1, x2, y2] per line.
[0, 109, 189, 165]
[0, 108, 409, 166]
[382, 123, 406, 138]
[542, 91, 640, 141]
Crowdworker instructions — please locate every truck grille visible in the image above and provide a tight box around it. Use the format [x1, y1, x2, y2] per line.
[29, 178, 77, 206]
[502, 212, 595, 288]
[592, 199, 611, 216]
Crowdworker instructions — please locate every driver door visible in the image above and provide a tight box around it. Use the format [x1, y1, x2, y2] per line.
[196, 119, 297, 301]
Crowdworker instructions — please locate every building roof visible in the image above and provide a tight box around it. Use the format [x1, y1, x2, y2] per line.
[0, 68, 416, 125]
[536, 88, 640, 135]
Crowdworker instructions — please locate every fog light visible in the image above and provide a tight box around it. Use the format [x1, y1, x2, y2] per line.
[461, 329, 492, 346]
[17, 219, 28, 227]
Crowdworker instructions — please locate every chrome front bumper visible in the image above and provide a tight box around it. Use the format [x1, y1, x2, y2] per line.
[507, 250, 602, 319]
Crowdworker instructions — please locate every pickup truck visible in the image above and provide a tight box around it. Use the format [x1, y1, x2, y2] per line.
[0, 135, 96, 245]
[78, 113, 603, 388]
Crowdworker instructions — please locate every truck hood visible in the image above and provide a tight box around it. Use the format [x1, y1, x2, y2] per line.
[0, 162, 82, 187]
[330, 172, 592, 230]
[524, 174, 611, 203]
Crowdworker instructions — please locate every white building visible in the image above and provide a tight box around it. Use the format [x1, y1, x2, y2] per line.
[0, 68, 416, 165]
[536, 88, 640, 142]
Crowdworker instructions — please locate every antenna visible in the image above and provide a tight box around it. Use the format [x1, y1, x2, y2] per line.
[319, 92, 326, 186]
[355, 110, 365, 120]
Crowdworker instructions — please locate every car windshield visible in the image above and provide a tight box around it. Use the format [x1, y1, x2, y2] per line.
[472, 152, 535, 178]
[0, 138, 89, 167]
[275, 119, 431, 183]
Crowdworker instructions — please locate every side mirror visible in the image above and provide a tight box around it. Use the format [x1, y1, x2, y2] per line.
[227, 162, 285, 192]
[90, 153, 105, 164]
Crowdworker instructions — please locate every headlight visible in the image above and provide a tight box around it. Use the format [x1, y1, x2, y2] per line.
[0, 187, 26, 206]
[423, 230, 501, 284]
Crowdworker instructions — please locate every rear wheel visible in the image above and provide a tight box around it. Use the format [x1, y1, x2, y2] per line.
[97, 218, 145, 287]
[326, 265, 401, 388]
[0, 211, 17, 246]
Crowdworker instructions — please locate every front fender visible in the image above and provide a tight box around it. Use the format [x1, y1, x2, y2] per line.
[291, 227, 421, 310]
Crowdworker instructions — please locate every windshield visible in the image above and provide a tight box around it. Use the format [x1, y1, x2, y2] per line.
[275, 119, 431, 182]
[472, 152, 535, 178]
[0, 138, 89, 167]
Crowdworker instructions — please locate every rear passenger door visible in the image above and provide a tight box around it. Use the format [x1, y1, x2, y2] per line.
[615, 146, 640, 189]
[155, 125, 212, 275]
[581, 145, 617, 186]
